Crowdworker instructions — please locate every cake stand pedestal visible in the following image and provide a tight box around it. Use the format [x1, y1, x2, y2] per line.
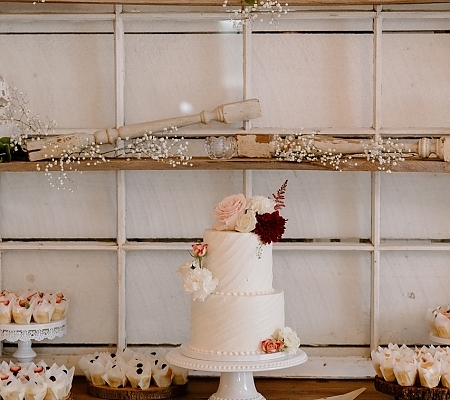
[0, 319, 67, 362]
[167, 347, 307, 400]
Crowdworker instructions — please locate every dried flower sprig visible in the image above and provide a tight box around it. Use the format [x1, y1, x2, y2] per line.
[274, 132, 348, 171]
[0, 78, 192, 190]
[223, 0, 288, 28]
[274, 131, 406, 172]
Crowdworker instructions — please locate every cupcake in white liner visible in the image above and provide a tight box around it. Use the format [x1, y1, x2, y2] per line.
[24, 376, 47, 400]
[440, 356, 450, 388]
[151, 360, 173, 388]
[86, 360, 107, 386]
[101, 361, 128, 388]
[434, 312, 450, 339]
[169, 365, 188, 386]
[418, 355, 441, 388]
[393, 357, 417, 386]
[51, 294, 68, 322]
[12, 298, 35, 325]
[33, 300, 55, 324]
[371, 347, 385, 378]
[126, 365, 152, 390]
[44, 364, 74, 400]
[0, 378, 26, 400]
[0, 294, 15, 324]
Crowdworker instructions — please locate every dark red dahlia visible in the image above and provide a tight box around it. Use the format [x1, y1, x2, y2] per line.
[254, 211, 287, 245]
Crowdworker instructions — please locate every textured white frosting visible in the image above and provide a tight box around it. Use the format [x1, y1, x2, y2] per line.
[189, 290, 285, 355]
[203, 229, 273, 294]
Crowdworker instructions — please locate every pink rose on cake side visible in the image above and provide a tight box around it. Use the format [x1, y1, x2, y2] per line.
[213, 194, 246, 231]
[261, 338, 284, 353]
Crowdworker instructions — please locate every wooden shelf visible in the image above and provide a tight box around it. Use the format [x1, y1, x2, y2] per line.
[6, 0, 448, 5]
[1, 157, 450, 173]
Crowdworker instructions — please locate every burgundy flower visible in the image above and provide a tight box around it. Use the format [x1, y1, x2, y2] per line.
[254, 211, 287, 245]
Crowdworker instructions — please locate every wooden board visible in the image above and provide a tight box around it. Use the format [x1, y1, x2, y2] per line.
[374, 376, 450, 400]
[87, 382, 188, 400]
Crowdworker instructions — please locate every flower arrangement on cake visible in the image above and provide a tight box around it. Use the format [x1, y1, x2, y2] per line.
[371, 343, 450, 388]
[0, 360, 74, 400]
[0, 290, 68, 325]
[212, 180, 288, 245]
[78, 349, 188, 389]
[427, 305, 450, 339]
[261, 327, 301, 355]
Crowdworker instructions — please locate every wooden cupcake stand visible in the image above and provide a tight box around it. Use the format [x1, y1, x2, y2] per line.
[167, 346, 307, 400]
[0, 319, 66, 362]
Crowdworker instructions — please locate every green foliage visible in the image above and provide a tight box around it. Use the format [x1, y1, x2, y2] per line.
[0, 137, 28, 162]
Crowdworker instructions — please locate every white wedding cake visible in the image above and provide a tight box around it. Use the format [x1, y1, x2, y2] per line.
[178, 181, 301, 361]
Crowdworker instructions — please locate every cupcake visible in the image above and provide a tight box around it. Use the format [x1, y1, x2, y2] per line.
[51, 294, 68, 322]
[170, 365, 188, 385]
[418, 356, 441, 388]
[393, 357, 417, 386]
[12, 298, 34, 325]
[101, 362, 127, 388]
[33, 300, 55, 324]
[151, 360, 173, 388]
[24, 376, 47, 400]
[126, 365, 152, 390]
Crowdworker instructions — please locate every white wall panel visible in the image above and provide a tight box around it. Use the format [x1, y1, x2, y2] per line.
[380, 173, 450, 240]
[124, 33, 243, 124]
[274, 250, 371, 345]
[126, 251, 190, 345]
[253, 171, 371, 239]
[382, 34, 450, 128]
[125, 170, 244, 239]
[251, 34, 373, 129]
[0, 34, 115, 129]
[0, 172, 117, 239]
[1, 250, 118, 343]
[379, 251, 450, 344]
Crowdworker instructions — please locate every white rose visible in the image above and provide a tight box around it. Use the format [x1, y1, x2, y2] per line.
[235, 211, 257, 233]
[181, 268, 218, 302]
[274, 327, 301, 354]
[246, 196, 276, 215]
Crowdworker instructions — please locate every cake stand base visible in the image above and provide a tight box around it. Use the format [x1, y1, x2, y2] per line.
[209, 371, 265, 400]
[14, 340, 37, 363]
[167, 347, 307, 400]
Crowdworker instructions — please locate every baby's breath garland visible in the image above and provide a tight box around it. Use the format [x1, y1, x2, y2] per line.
[274, 132, 406, 172]
[223, 0, 288, 27]
[0, 79, 191, 191]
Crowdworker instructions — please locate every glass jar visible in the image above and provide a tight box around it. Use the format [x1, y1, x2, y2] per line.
[204, 136, 237, 160]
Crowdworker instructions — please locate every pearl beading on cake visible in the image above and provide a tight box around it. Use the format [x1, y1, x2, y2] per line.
[213, 289, 274, 296]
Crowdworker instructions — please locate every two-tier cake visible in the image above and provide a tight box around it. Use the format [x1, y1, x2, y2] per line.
[178, 181, 301, 362]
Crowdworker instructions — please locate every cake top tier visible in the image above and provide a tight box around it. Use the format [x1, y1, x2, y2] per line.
[203, 229, 273, 295]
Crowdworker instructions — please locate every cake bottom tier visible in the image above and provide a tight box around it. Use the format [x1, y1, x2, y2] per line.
[188, 290, 285, 356]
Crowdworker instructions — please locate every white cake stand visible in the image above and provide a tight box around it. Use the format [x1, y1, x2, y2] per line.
[167, 346, 307, 400]
[0, 319, 67, 362]
[429, 333, 450, 346]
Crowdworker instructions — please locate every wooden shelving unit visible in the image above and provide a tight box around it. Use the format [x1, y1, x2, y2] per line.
[2, 157, 450, 173]
[5, 0, 448, 5]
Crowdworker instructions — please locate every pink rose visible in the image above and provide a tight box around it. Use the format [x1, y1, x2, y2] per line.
[261, 338, 283, 353]
[192, 243, 208, 258]
[213, 194, 246, 231]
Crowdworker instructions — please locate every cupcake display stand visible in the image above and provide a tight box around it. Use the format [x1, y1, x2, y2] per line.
[167, 346, 307, 400]
[0, 319, 67, 362]
[429, 333, 450, 346]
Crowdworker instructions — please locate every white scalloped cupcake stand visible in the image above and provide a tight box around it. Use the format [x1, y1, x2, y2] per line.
[167, 346, 307, 400]
[0, 319, 67, 362]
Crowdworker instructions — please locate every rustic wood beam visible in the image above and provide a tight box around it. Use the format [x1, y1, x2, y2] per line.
[2, 157, 450, 173]
[2, 0, 449, 5]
